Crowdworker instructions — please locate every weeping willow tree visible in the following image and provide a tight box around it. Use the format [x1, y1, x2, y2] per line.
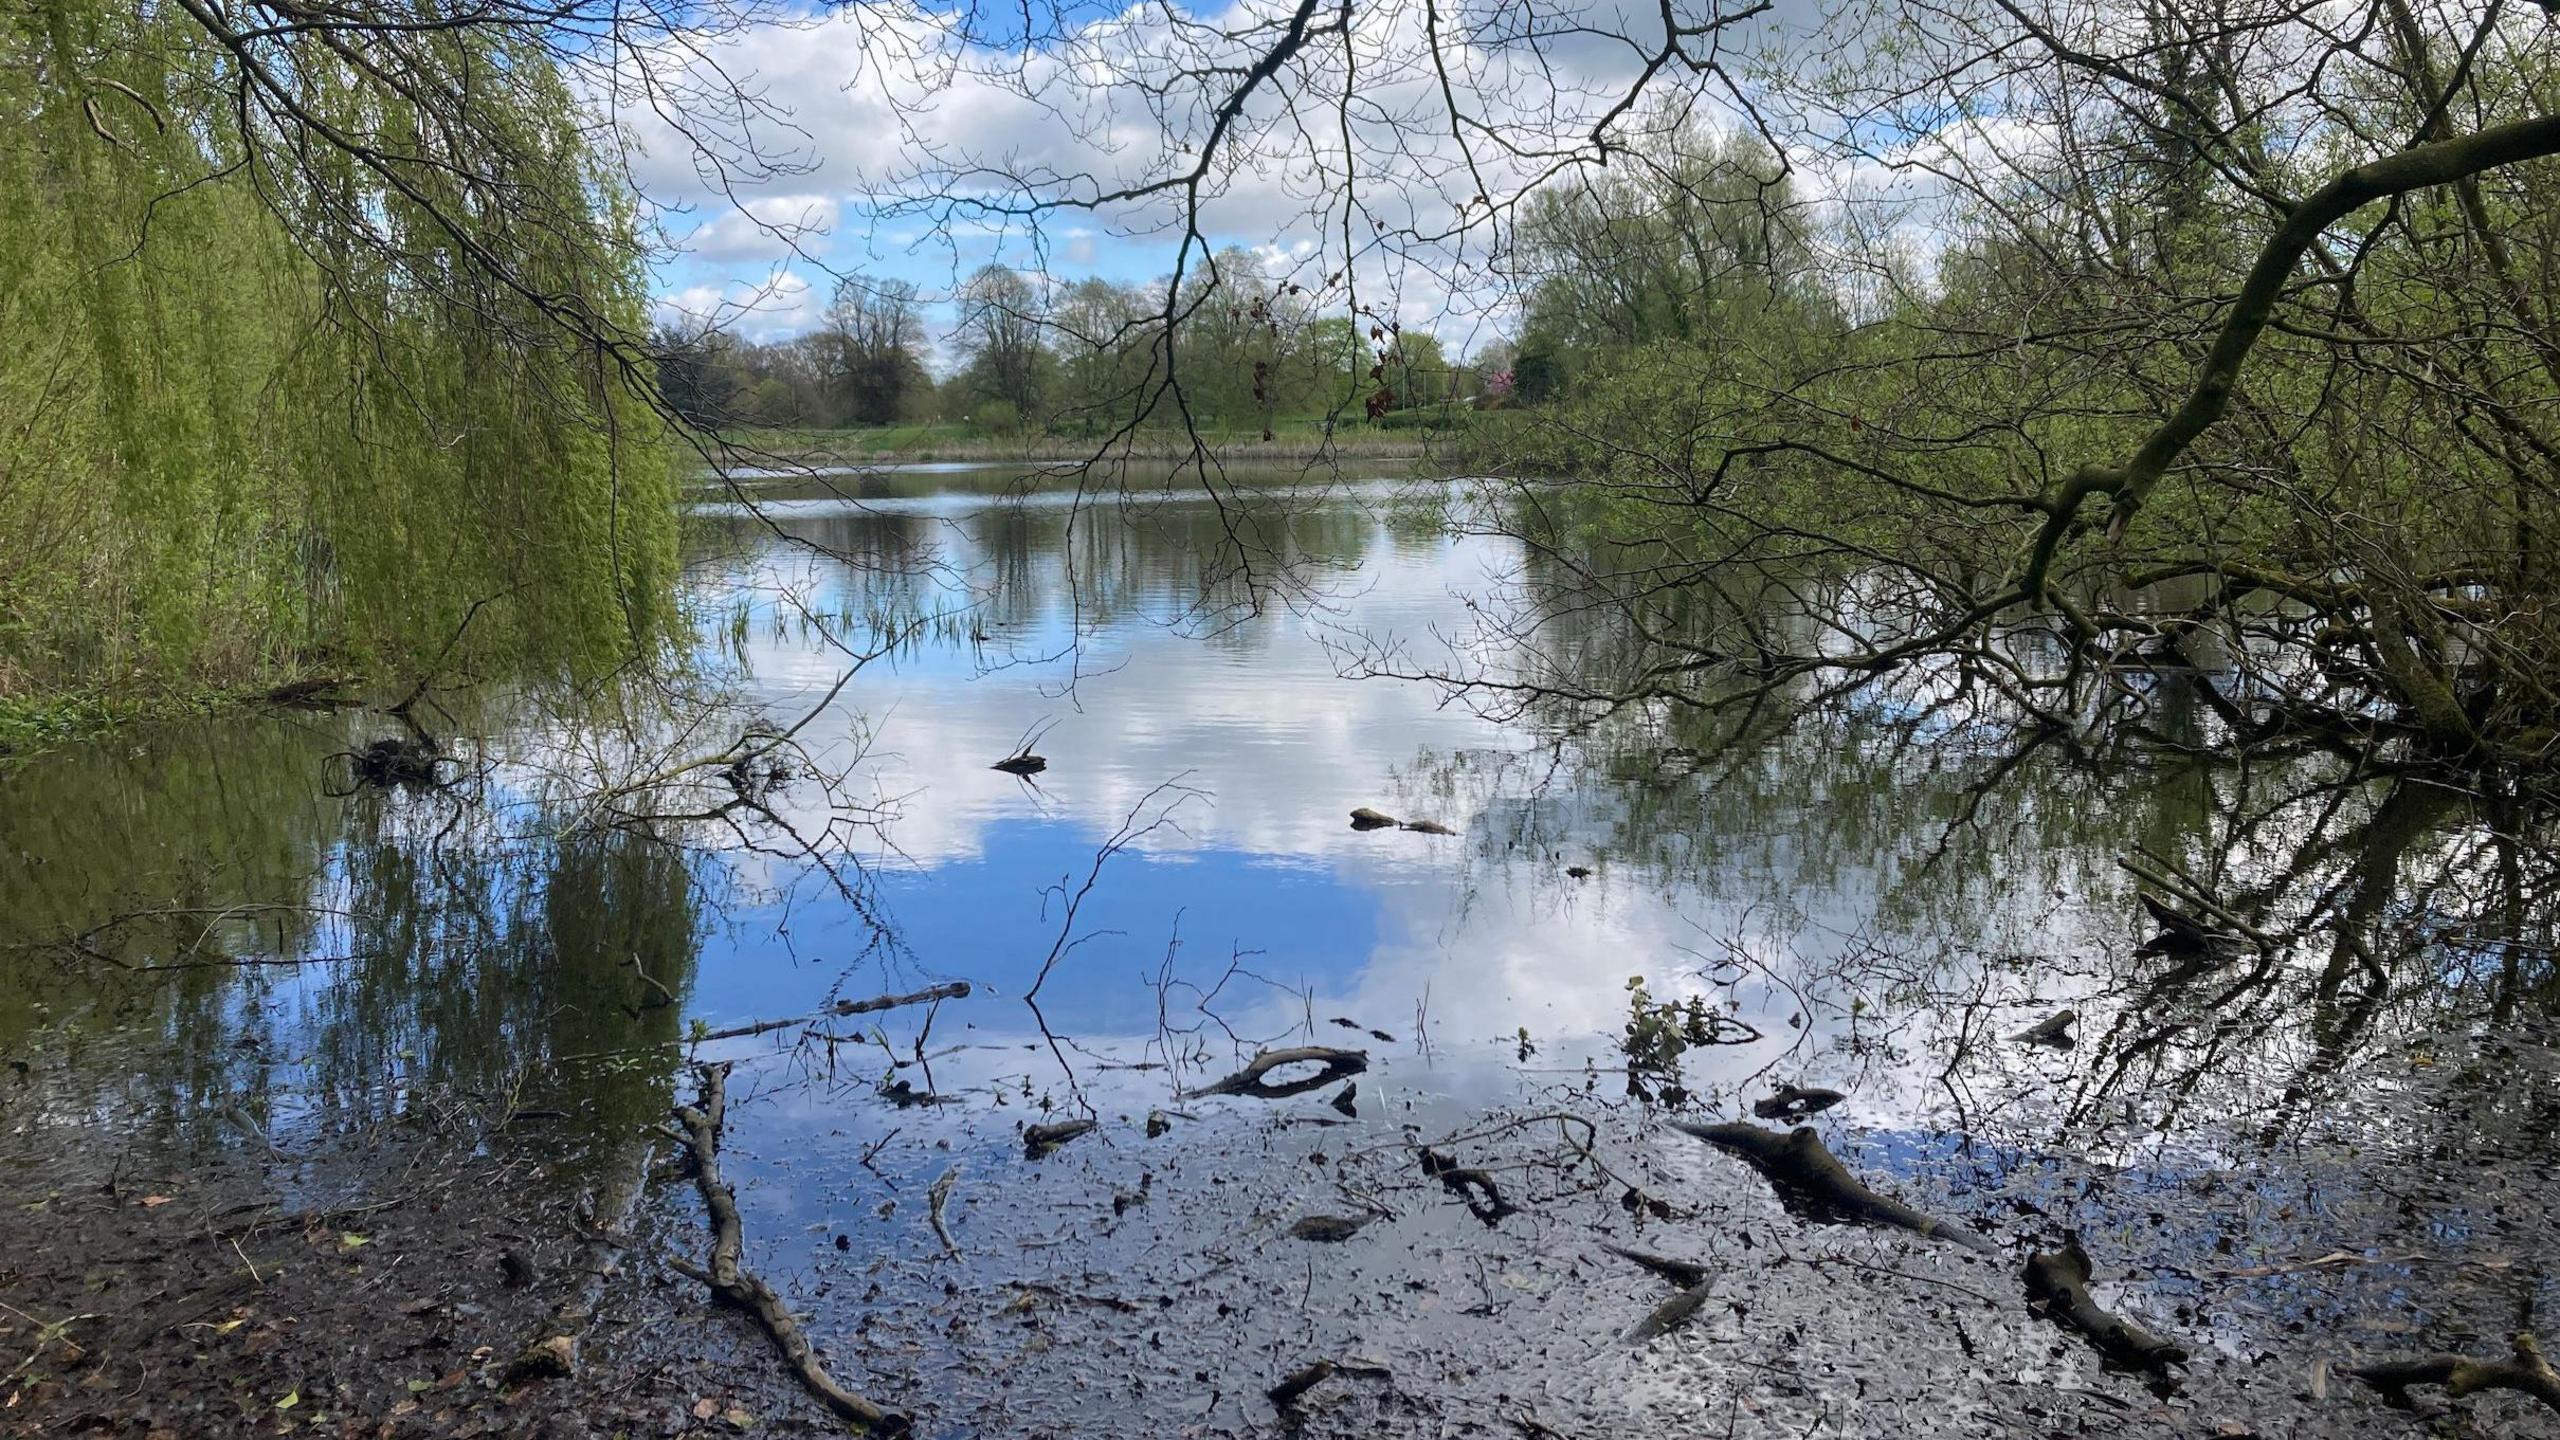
[0, 0, 681, 708]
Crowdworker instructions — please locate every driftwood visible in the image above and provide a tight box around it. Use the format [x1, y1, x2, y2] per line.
[1420, 1148, 1518, 1226]
[1194, 1046, 1368, 1099]
[2132, 890, 2247, 957]
[693, 983, 971, 1045]
[2011, 1009, 2077, 1046]
[1267, 1358, 1392, 1410]
[1752, 1084, 1846, 1120]
[2024, 1238, 2187, 1372]
[1671, 1121, 1992, 1253]
[926, 1168, 961, 1258]
[1269, 1359, 1335, 1408]
[1288, 1214, 1373, 1242]
[1624, 1278, 1720, 1344]
[667, 1065, 905, 1433]
[1600, 1243, 1713, 1289]
[1023, 1118, 1095, 1159]
[2346, 1332, 2560, 1414]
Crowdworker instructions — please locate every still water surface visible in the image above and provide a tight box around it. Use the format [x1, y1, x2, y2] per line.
[2, 467, 2553, 1436]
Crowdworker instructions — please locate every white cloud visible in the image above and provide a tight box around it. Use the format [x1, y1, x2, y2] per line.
[652, 267, 826, 341]
[680, 193, 843, 264]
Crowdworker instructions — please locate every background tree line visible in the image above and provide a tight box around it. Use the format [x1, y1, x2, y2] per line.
[654, 253, 1479, 435]
[1441, 5, 2560, 791]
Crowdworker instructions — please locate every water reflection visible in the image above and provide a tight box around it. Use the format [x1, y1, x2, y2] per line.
[1, 469, 2556, 1435]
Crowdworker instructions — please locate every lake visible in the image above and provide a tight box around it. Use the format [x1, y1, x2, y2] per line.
[2, 465, 2553, 1437]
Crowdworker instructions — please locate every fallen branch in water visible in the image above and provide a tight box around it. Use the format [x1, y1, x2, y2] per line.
[1599, 1243, 1713, 1289]
[2024, 1237, 2188, 1373]
[1624, 1276, 1721, 1344]
[1670, 1121, 1992, 1253]
[2346, 1332, 2560, 1414]
[1419, 1147, 1518, 1226]
[1193, 1046, 1367, 1100]
[926, 1168, 961, 1259]
[1269, 1359, 1335, 1408]
[666, 1064, 905, 1433]
[1023, 1117, 1095, 1159]
[1267, 1356, 1392, 1411]
[692, 983, 973, 1045]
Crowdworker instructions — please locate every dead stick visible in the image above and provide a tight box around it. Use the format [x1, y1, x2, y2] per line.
[1624, 1276, 1720, 1344]
[670, 1065, 905, 1433]
[1600, 1243, 1713, 1289]
[1193, 1046, 1367, 1100]
[1670, 1121, 1993, 1253]
[927, 1168, 961, 1259]
[694, 983, 972, 1045]
[2347, 1331, 2560, 1413]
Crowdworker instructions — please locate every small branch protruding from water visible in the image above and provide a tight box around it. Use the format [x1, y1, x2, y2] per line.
[2024, 1237, 2187, 1373]
[1193, 1046, 1367, 1100]
[1671, 1121, 1992, 1252]
[1599, 1243, 1713, 1290]
[2347, 1332, 2560, 1414]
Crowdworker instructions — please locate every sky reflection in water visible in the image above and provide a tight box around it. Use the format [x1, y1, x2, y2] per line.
[694, 472, 2099, 1069]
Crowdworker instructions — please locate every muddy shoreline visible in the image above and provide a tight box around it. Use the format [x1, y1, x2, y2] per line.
[8, 999, 2558, 1438]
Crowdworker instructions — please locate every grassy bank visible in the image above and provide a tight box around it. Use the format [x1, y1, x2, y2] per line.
[0, 676, 345, 762]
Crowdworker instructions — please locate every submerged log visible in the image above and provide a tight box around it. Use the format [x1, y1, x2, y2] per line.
[1670, 1121, 1992, 1252]
[1194, 1046, 1368, 1099]
[2024, 1237, 2187, 1372]
[2347, 1332, 2560, 1414]
[667, 1065, 905, 1433]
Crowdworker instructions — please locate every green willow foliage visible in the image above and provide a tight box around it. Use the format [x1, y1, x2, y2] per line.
[0, 0, 679, 704]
